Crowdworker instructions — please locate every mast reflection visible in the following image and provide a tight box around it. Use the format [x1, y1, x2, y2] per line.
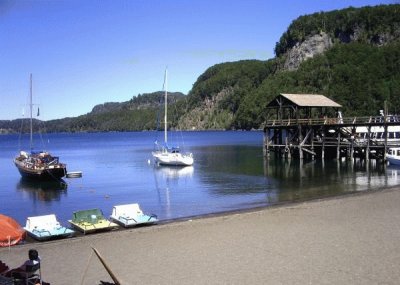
[152, 165, 194, 219]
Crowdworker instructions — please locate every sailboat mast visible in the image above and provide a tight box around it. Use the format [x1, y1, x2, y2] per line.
[164, 69, 168, 144]
[29, 73, 33, 151]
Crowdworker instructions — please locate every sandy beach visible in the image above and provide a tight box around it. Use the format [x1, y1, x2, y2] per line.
[2, 188, 400, 285]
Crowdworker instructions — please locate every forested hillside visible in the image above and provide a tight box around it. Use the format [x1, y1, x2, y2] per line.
[178, 4, 400, 130]
[177, 60, 278, 130]
[274, 4, 400, 57]
[0, 91, 185, 133]
[1, 4, 399, 133]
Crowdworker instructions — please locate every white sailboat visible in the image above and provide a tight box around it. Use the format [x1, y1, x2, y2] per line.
[152, 69, 194, 166]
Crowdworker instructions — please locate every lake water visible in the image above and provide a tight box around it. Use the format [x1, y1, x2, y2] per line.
[1, 131, 400, 226]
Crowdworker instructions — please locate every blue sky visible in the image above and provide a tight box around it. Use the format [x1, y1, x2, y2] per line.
[0, 0, 396, 120]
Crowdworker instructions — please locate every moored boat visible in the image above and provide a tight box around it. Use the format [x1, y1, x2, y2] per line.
[14, 74, 67, 181]
[14, 151, 67, 180]
[387, 148, 400, 166]
[153, 146, 194, 166]
[152, 69, 194, 167]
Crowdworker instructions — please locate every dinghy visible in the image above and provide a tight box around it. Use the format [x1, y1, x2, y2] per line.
[66, 171, 83, 178]
[0, 214, 25, 247]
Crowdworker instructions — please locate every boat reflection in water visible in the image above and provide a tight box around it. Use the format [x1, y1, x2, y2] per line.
[153, 165, 194, 180]
[263, 157, 400, 203]
[152, 165, 194, 219]
[16, 178, 68, 202]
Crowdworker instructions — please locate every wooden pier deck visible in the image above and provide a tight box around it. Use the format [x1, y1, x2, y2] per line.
[263, 115, 400, 161]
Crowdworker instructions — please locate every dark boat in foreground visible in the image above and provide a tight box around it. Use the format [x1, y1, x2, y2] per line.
[14, 151, 66, 180]
[14, 74, 67, 181]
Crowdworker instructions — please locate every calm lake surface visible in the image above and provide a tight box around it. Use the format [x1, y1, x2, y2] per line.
[1, 131, 400, 226]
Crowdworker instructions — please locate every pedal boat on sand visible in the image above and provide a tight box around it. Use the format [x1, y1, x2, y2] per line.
[69, 208, 118, 234]
[110, 203, 158, 227]
[24, 214, 74, 241]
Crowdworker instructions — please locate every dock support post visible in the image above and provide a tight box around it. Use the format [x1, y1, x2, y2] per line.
[366, 126, 370, 161]
[298, 125, 303, 159]
[336, 130, 341, 160]
[321, 130, 325, 159]
[350, 127, 355, 160]
[278, 129, 283, 158]
[384, 124, 388, 161]
[285, 137, 291, 159]
[264, 128, 270, 159]
[311, 128, 315, 160]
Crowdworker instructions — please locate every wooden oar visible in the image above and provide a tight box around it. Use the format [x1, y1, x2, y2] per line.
[91, 247, 122, 285]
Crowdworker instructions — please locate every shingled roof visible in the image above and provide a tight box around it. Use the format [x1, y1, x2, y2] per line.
[267, 93, 342, 108]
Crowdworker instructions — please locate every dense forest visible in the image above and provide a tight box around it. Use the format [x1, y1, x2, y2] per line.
[1, 4, 399, 133]
[234, 40, 400, 129]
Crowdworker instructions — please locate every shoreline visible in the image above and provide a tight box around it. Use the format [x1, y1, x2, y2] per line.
[2, 186, 400, 284]
[18, 184, 393, 245]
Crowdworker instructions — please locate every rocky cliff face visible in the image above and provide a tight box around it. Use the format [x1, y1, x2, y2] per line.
[283, 25, 400, 71]
[178, 87, 234, 130]
[284, 32, 333, 71]
[91, 102, 123, 114]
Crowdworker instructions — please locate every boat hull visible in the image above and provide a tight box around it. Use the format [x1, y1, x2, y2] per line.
[152, 151, 194, 166]
[14, 160, 67, 181]
[25, 228, 74, 241]
[387, 155, 400, 166]
[387, 148, 400, 166]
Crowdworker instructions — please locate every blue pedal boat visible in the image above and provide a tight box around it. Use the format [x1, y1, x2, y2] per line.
[24, 214, 74, 241]
[110, 203, 158, 227]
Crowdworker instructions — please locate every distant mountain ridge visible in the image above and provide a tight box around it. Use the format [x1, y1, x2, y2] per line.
[90, 91, 185, 114]
[0, 91, 185, 133]
[1, 4, 399, 133]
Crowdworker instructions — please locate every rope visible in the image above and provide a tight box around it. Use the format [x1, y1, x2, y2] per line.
[44, 168, 68, 187]
[80, 250, 94, 285]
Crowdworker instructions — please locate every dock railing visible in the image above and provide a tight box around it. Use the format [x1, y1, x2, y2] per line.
[265, 115, 400, 127]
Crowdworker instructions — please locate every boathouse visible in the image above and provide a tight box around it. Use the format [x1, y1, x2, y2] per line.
[263, 93, 400, 161]
[265, 93, 342, 122]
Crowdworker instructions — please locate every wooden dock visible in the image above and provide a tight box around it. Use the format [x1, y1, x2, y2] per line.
[262, 93, 400, 161]
[263, 115, 400, 161]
